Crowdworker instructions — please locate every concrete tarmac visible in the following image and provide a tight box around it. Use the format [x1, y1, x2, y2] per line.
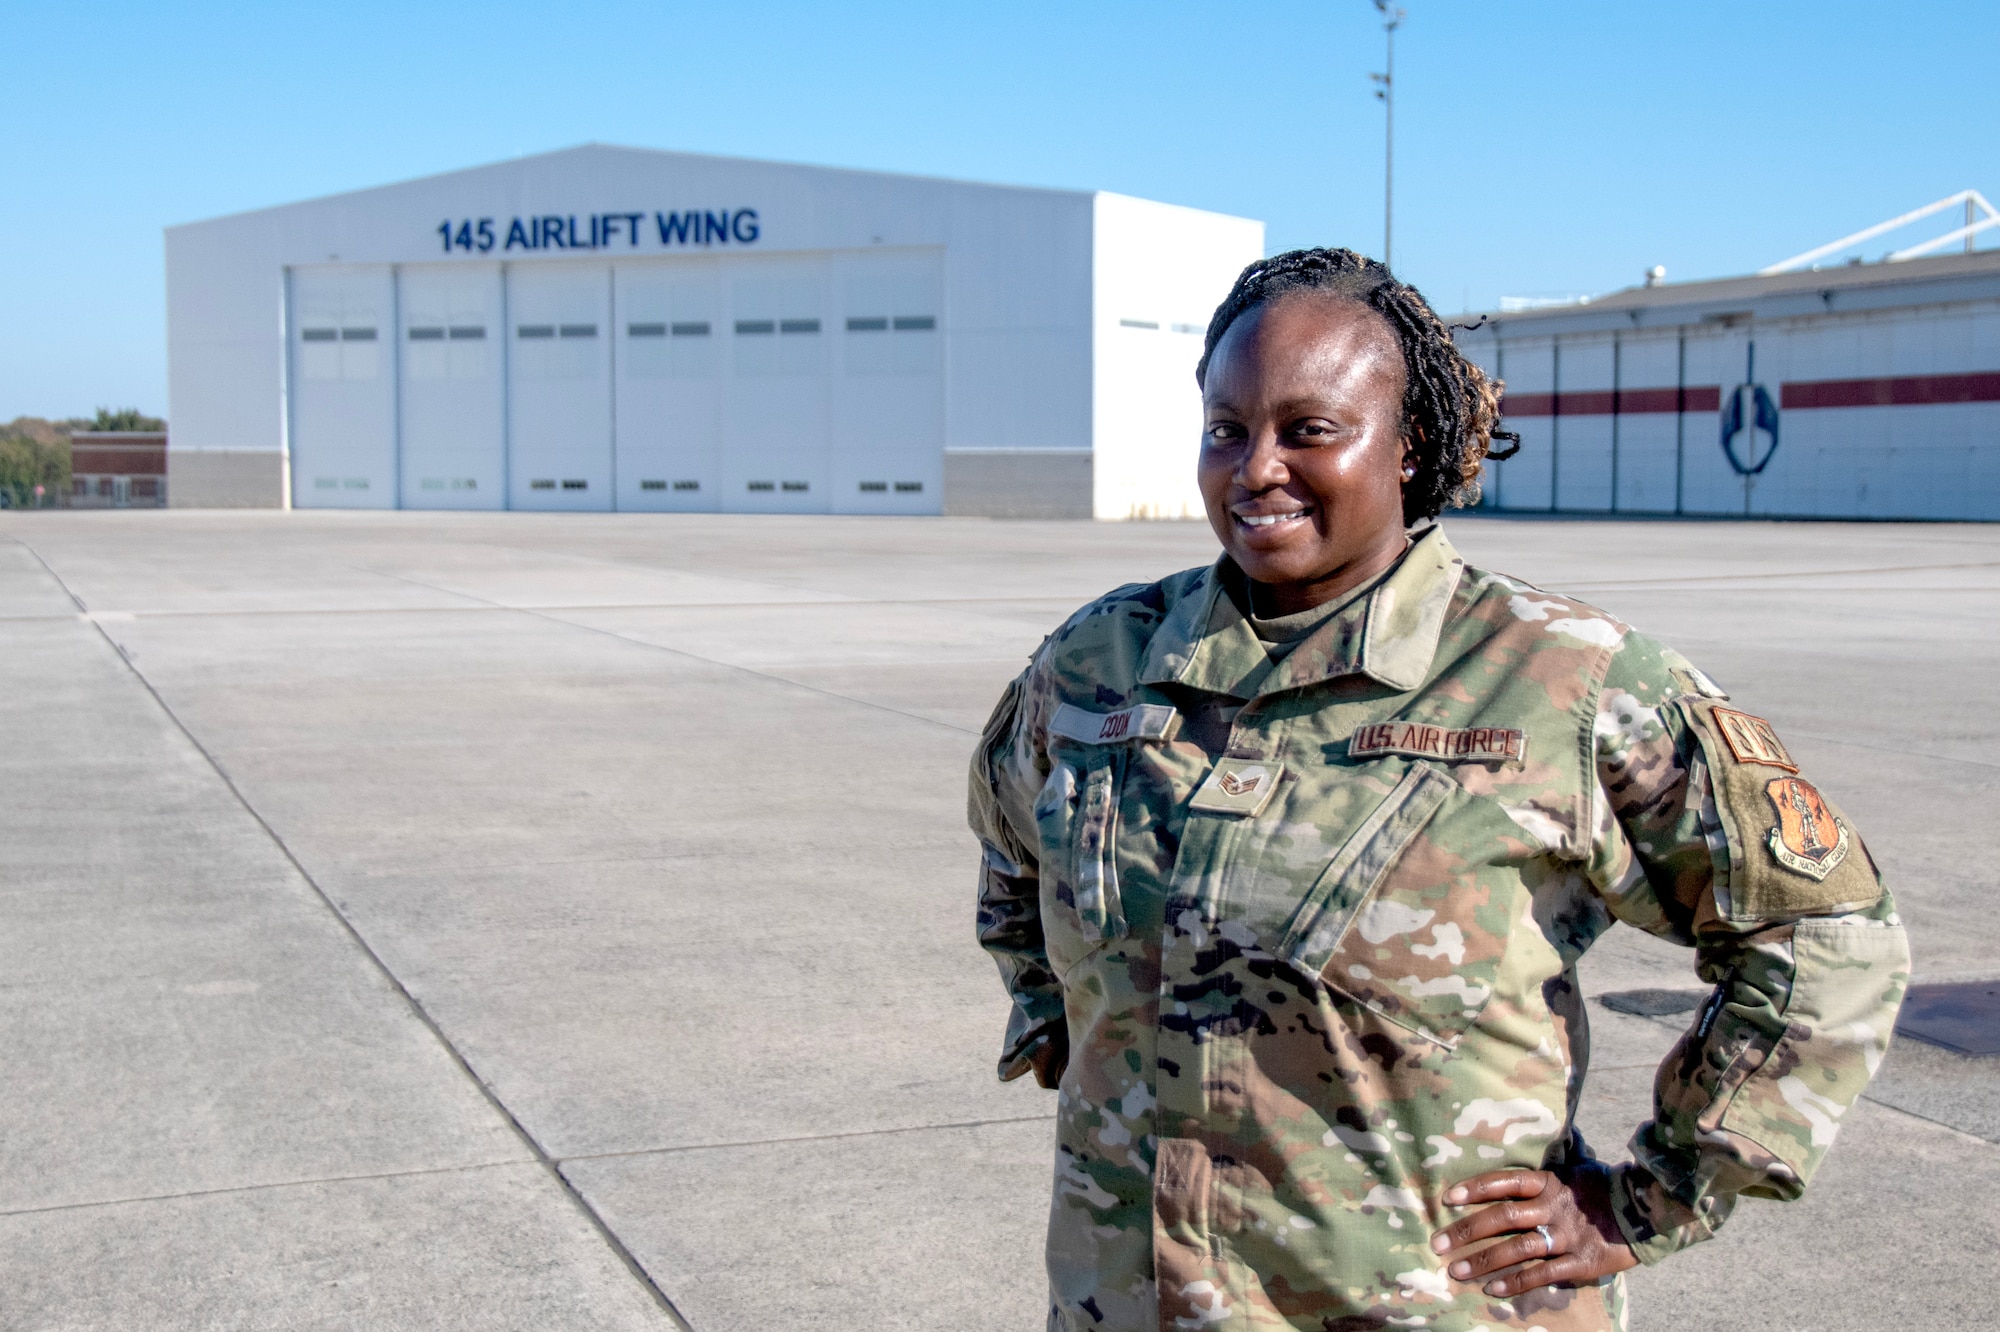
[2, 511, 1994, 1330]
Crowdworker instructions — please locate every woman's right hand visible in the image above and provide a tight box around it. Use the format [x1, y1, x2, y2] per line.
[1429, 1166, 1637, 1299]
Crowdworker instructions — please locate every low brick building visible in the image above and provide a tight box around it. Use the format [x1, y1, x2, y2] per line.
[70, 432, 168, 508]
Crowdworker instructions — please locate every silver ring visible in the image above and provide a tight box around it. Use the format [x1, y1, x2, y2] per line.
[1534, 1223, 1555, 1257]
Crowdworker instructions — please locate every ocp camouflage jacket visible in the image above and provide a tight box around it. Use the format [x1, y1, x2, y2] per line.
[970, 525, 1908, 1332]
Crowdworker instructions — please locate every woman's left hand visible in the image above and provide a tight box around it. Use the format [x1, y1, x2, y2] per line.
[1429, 1167, 1638, 1297]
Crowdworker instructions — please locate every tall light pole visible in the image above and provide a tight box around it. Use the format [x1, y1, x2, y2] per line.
[1370, 2, 1405, 269]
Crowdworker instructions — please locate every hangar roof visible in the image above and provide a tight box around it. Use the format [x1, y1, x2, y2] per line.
[1465, 248, 2000, 338]
[171, 142, 1100, 231]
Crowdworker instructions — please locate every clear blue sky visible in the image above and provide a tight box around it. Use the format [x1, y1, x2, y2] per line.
[5, 0, 1996, 421]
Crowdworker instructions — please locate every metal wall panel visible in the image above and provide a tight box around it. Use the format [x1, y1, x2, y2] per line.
[830, 251, 943, 514]
[724, 259, 830, 513]
[1476, 301, 2000, 521]
[1486, 340, 1553, 511]
[1611, 335, 1681, 514]
[398, 264, 503, 509]
[507, 264, 612, 511]
[1679, 330, 1753, 516]
[1553, 337, 1615, 512]
[289, 266, 396, 508]
[613, 262, 724, 512]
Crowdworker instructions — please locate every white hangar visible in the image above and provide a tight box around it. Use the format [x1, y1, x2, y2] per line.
[1457, 249, 2000, 521]
[164, 144, 1263, 518]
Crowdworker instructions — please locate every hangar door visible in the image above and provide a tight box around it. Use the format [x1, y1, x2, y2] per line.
[508, 264, 613, 511]
[614, 263, 723, 511]
[832, 250, 943, 514]
[725, 258, 832, 512]
[399, 264, 504, 509]
[287, 251, 941, 513]
[290, 267, 396, 507]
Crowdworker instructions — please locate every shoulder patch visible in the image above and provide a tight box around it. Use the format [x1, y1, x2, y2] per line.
[1763, 776, 1851, 880]
[1676, 699, 1880, 920]
[1710, 707, 1796, 771]
[1049, 702, 1180, 745]
[1348, 721, 1525, 766]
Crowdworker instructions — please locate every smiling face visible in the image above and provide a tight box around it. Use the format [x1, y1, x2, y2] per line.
[1198, 292, 1414, 615]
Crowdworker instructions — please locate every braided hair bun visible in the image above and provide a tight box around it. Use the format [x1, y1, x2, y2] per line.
[1195, 247, 1510, 524]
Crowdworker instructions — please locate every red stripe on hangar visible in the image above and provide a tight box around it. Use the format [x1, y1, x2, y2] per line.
[1781, 370, 2000, 409]
[1499, 386, 1722, 417]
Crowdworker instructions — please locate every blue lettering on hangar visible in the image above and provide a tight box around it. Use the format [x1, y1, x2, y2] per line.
[435, 209, 761, 253]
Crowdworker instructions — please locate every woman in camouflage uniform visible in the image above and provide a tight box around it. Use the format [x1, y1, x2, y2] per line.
[971, 248, 1908, 1332]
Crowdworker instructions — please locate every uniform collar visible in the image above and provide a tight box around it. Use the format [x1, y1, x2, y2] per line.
[1137, 525, 1465, 699]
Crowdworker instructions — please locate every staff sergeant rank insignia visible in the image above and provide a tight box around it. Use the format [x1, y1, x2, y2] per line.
[1190, 758, 1284, 816]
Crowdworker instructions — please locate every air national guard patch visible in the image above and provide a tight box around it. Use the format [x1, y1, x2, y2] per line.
[1764, 776, 1850, 880]
[1348, 721, 1525, 765]
[1190, 758, 1284, 817]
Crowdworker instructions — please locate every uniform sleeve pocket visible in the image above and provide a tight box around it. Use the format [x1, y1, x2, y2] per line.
[1713, 920, 1909, 1194]
[1034, 745, 1129, 977]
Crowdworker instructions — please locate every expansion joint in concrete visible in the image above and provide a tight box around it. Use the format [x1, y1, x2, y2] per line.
[6, 533, 701, 1332]
[1562, 557, 2000, 589]
[0, 1159, 531, 1220]
[365, 564, 984, 738]
[556, 1113, 1060, 1165]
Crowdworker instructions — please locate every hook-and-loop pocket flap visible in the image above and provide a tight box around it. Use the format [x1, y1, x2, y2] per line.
[1035, 744, 1130, 976]
[1280, 764, 1457, 971]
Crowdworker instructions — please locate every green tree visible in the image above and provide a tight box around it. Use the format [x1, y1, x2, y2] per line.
[87, 407, 166, 432]
[0, 434, 68, 508]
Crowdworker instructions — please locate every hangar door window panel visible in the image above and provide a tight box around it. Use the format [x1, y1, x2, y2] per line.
[841, 268, 940, 378]
[399, 265, 503, 509]
[832, 255, 943, 514]
[615, 266, 722, 511]
[290, 267, 395, 508]
[732, 273, 825, 378]
[723, 265, 830, 512]
[295, 275, 382, 383]
[507, 265, 612, 511]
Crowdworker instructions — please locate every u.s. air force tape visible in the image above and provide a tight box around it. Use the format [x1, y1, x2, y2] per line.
[1048, 702, 1180, 745]
[1348, 721, 1525, 765]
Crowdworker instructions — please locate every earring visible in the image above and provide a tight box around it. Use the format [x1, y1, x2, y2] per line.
[1400, 463, 1417, 481]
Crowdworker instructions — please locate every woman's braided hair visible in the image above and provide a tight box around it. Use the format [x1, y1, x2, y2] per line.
[1195, 247, 1514, 525]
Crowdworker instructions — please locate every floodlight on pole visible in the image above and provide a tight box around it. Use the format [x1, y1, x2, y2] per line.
[1370, 1, 1405, 269]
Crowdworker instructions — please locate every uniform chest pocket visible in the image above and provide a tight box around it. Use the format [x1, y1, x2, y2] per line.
[1034, 745, 1129, 977]
[1279, 764, 1520, 1048]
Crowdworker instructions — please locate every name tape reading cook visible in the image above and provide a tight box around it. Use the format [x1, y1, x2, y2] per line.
[1348, 722, 1526, 765]
[1049, 702, 1181, 746]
